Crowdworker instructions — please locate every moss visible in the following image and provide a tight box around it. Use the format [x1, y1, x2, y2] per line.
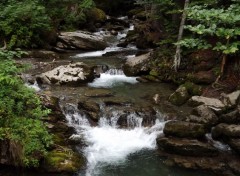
[43, 148, 85, 173]
[87, 8, 106, 23]
[149, 69, 159, 77]
[183, 82, 202, 96]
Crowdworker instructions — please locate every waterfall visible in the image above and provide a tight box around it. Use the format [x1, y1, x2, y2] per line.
[62, 104, 165, 176]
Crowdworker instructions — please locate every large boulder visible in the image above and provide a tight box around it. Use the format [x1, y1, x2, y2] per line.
[169, 86, 190, 106]
[219, 107, 240, 124]
[228, 138, 240, 154]
[157, 137, 218, 157]
[57, 31, 108, 50]
[212, 123, 240, 139]
[187, 105, 218, 128]
[164, 121, 207, 138]
[37, 62, 94, 85]
[123, 52, 151, 76]
[191, 70, 216, 84]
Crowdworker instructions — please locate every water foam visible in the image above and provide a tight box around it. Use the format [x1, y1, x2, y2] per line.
[63, 105, 165, 176]
[88, 69, 138, 88]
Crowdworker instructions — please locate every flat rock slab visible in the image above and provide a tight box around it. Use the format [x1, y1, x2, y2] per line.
[157, 137, 218, 156]
[164, 121, 207, 138]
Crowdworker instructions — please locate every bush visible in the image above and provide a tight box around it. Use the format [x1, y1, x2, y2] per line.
[0, 51, 52, 167]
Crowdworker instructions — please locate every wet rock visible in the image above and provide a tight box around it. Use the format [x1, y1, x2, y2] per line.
[57, 31, 108, 50]
[103, 97, 132, 106]
[219, 108, 240, 124]
[164, 121, 207, 138]
[157, 137, 218, 157]
[43, 149, 85, 173]
[212, 124, 240, 139]
[123, 52, 151, 76]
[189, 96, 225, 111]
[164, 155, 227, 174]
[84, 88, 114, 98]
[228, 138, 240, 154]
[187, 105, 218, 127]
[192, 70, 216, 84]
[93, 65, 109, 77]
[21, 73, 35, 84]
[169, 86, 190, 106]
[78, 100, 100, 121]
[221, 90, 240, 108]
[37, 62, 94, 85]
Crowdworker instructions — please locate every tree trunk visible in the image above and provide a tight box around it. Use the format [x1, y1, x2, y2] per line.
[0, 39, 7, 50]
[173, 0, 190, 71]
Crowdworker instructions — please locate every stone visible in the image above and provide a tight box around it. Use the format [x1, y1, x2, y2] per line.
[212, 123, 240, 139]
[189, 96, 225, 111]
[228, 138, 240, 154]
[43, 149, 85, 173]
[37, 62, 94, 85]
[221, 90, 240, 108]
[169, 86, 190, 106]
[219, 108, 240, 124]
[164, 121, 207, 138]
[157, 137, 218, 157]
[123, 52, 151, 76]
[84, 88, 114, 98]
[187, 105, 218, 127]
[27, 50, 60, 60]
[103, 97, 132, 106]
[78, 100, 100, 121]
[57, 31, 108, 50]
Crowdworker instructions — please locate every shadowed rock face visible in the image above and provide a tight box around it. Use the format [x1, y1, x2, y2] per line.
[37, 62, 94, 85]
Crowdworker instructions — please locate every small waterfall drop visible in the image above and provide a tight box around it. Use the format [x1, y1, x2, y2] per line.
[63, 104, 165, 176]
[88, 68, 138, 88]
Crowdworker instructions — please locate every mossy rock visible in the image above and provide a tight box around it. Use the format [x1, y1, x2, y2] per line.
[87, 7, 106, 23]
[183, 82, 202, 96]
[43, 148, 85, 173]
[169, 86, 190, 106]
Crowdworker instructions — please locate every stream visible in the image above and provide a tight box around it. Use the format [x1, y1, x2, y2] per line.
[1, 18, 209, 176]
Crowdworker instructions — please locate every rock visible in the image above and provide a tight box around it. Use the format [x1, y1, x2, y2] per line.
[219, 108, 240, 124]
[164, 155, 227, 174]
[93, 65, 109, 77]
[86, 7, 107, 23]
[78, 100, 100, 121]
[221, 90, 240, 108]
[192, 70, 216, 84]
[169, 86, 190, 106]
[43, 149, 85, 173]
[212, 123, 240, 139]
[27, 50, 60, 60]
[182, 82, 202, 96]
[84, 88, 114, 98]
[228, 138, 240, 154]
[164, 121, 207, 138]
[157, 137, 218, 157]
[37, 62, 94, 85]
[57, 31, 108, 50]
[189, 96, 225, 111]
[123, 52, 151, 76]
[187, 105, 218, 127]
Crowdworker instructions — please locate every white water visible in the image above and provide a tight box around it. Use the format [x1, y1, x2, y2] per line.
[25, 81, 41, 92]
[88, 69, 138, 88]
[64, 105, 165, 176]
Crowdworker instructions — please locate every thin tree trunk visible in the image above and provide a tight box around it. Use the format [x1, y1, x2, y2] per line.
[174, 0, 190, 71]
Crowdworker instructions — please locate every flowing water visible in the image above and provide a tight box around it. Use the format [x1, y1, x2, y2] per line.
[2, 18, 211, 176]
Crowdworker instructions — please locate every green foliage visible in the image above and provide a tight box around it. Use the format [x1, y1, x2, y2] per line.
[0, 0, 94, 48]
[180, 0, 240, 55]
[0, 51, 52, 167]
[0, 0, 51, 49]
